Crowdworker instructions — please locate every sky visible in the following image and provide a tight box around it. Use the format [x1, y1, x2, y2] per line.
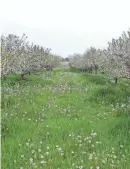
[0, 0, 130, 58]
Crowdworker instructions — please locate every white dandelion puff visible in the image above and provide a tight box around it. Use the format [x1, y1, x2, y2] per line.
[30, 158, 33, 164]
[38, 149, 41, 152]
[40, 160, 46, 164]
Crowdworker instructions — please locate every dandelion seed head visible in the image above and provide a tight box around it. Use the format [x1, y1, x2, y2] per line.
[96, 166, 100, 169]
[40, 160, 46, 164]
[32, 150, 35, 153]
[30, 158, 33, 164]
[47, 146, 49, 150]
[46, 152, 49, 155]
[40, 154, 44, 158]
[26, 142, 29, 146]
[40, 141, 43, 144]
[38, 149, 41, 152]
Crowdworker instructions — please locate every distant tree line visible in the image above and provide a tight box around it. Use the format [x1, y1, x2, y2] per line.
[68, 29, 130, 81]
[0, 34, 62, 79]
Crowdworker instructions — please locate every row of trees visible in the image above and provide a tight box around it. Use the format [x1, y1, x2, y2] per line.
[69, 29, 130, 79]
[0, 34, 62, 79]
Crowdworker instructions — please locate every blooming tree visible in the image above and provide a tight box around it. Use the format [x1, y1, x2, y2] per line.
[1, 34, 29, 77]
[1, 34, 62, 79]
[68, 29, 130, 80]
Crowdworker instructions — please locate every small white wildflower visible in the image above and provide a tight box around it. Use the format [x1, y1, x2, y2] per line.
[40, 141, 43, 144]
[40, 160, 46, 164]
[102, 160, 106, 164]
[121, 104, 124, 107]
[38, 149, 41, 152]
[82, 151, 87, 154]
[88, 140, 91, 144]
[112, 147, 115, 150]
[113, 155, 117, 159]
[112, 160, 115, 164]
[46, 146, 49, 150]
[78, 166, 83, 169]
[32, 163, 36, 166]
[96, 166, 100, 169]
[46, 152, 49, 155]
[77, 135, 81, 138]
[57, 147, 62, 152]
[41, 155, 44, 158]
[26, 142, 29, 146]
[72, 163, 75, 166]
[89, 154, 93, 160]
[91, 132, 97, 137]
[32, 150, 35, 153]
[30, 158, 33, 164]
[122, 154, 125, 158]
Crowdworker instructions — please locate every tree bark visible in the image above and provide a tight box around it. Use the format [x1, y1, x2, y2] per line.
[21, 74, 26, 80]
[20, 72, 32, 81]
[115, 77, 118, 83]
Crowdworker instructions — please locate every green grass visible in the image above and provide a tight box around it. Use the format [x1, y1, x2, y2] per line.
[1, 69, 130, 169]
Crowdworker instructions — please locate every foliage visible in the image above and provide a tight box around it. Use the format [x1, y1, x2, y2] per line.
[0, 34, 62, 77]
[68, 29, 130, 79]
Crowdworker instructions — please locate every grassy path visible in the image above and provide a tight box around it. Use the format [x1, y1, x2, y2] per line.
[2, 69, 130, 169]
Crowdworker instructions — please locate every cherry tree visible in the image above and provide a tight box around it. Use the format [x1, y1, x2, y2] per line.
[69, 53, 83, 70]
[68, 29, 130, 81]
[1, 33, 62, 79]
[1, 34, 31, 79]
[101, 29, 130, 80]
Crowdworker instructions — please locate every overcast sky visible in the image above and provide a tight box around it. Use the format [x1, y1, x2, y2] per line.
[0, 0, 130, 57]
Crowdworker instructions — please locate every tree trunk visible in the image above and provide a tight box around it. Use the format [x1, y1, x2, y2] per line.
[21, 74, 26, 80]
[20, 72, 32, 81]
[115, 77, 118, 83]
[95, 68, 98, 74]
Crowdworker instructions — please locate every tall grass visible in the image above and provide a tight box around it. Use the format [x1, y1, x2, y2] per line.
[1, 69, 130, 169]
